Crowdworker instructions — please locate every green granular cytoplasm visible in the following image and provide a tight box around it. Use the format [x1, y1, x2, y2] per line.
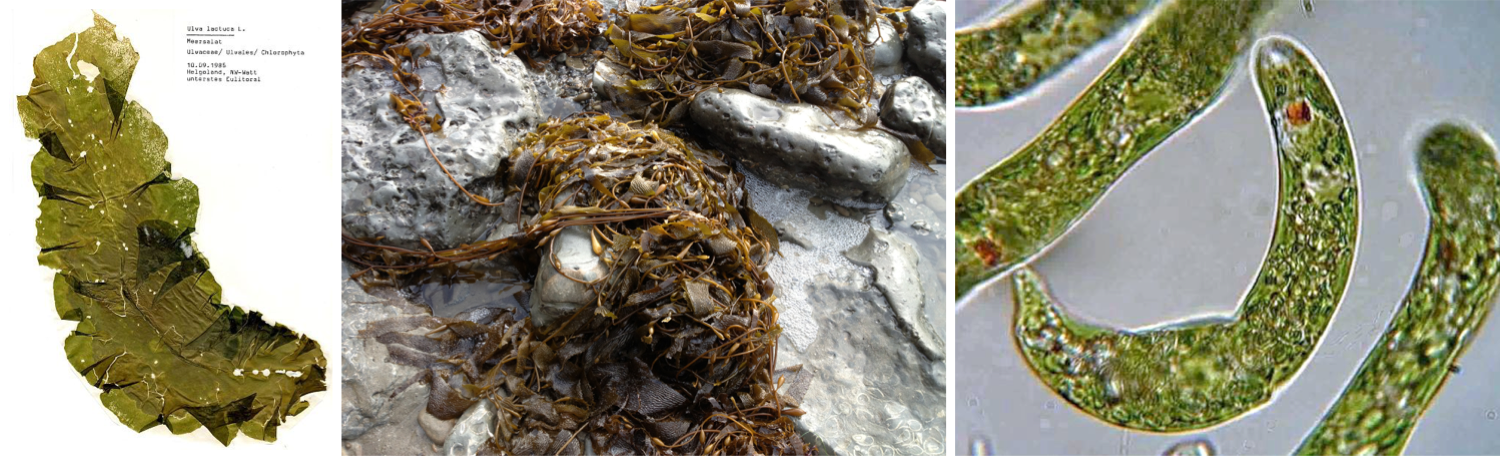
[1297, 124, 1500, 455]
[1009, 36, 1359, 433]
[19, 14, 325, 445]
[955, 0, 1269, 299]
[956, 0, 1152, 107]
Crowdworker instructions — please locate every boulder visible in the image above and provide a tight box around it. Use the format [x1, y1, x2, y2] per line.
[689, 89, 911, 203]
[342, 30, 542, 249]
[905, 0, 947, 88]
[880, 76, 947, 158]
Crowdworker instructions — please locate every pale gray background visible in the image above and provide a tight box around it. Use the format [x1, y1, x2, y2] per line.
[955, 0, 1500, 454]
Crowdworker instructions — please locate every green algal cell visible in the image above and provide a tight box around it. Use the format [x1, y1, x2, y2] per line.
[19, 14, 325, 445]
[955, 0, 1269, 298]
[1010, 36, 1359, 432]
[1297, 124, 1500, 455]
[956, 0, 1151, 107]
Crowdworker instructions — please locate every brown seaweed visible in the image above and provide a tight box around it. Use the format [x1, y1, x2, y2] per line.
[597, 0, 909, 123]
[343, 0, 605, 60]
[345, 115, 811, 454]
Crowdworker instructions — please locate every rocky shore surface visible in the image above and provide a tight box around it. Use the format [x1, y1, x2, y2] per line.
[341, 1, 949, 454]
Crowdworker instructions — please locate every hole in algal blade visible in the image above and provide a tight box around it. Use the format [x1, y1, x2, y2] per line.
[78, 60, 100, 82]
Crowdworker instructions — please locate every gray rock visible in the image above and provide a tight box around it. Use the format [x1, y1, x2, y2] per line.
[774, 217, 815, 249]
[564, 55, 590, 71]
[590, 59, 624, 102]
[704, 161, 949, 455]
[690, 89, 911, 203]
[880, 76, 947, 159]
[911, 219, 933, 234]
[592, 60, 656, 121]
[341, 263, 432, 453]
[411, 271, 526, 318]
[882, 164, 946, 337]
[602, 0, 652, 13]
[594, 0, 618, 15]
[527, 225, 606, 329]
[342, 30, 542, 249]
[905, 0, 947, 88]
[843, 228, 944, 360]
[419, 410, 456, 445]
[443, 399, 496, 456]
[776, 267, 946, 455]
[865, 19, 904, 76]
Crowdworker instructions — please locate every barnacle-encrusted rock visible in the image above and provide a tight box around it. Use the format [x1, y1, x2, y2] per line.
[342, 30, 542, 249]
[905, 0, 947, 88]
[690, 89, 911, 203]
[880, 76, 947, 158]
[527, 225, 606, 329]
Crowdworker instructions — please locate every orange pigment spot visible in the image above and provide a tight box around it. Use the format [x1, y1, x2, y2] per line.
[973, 238, 1001, 268]
[1286, 100, 1311, 126]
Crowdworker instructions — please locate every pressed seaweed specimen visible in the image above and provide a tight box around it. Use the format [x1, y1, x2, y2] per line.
[19, 14, 325, 445]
